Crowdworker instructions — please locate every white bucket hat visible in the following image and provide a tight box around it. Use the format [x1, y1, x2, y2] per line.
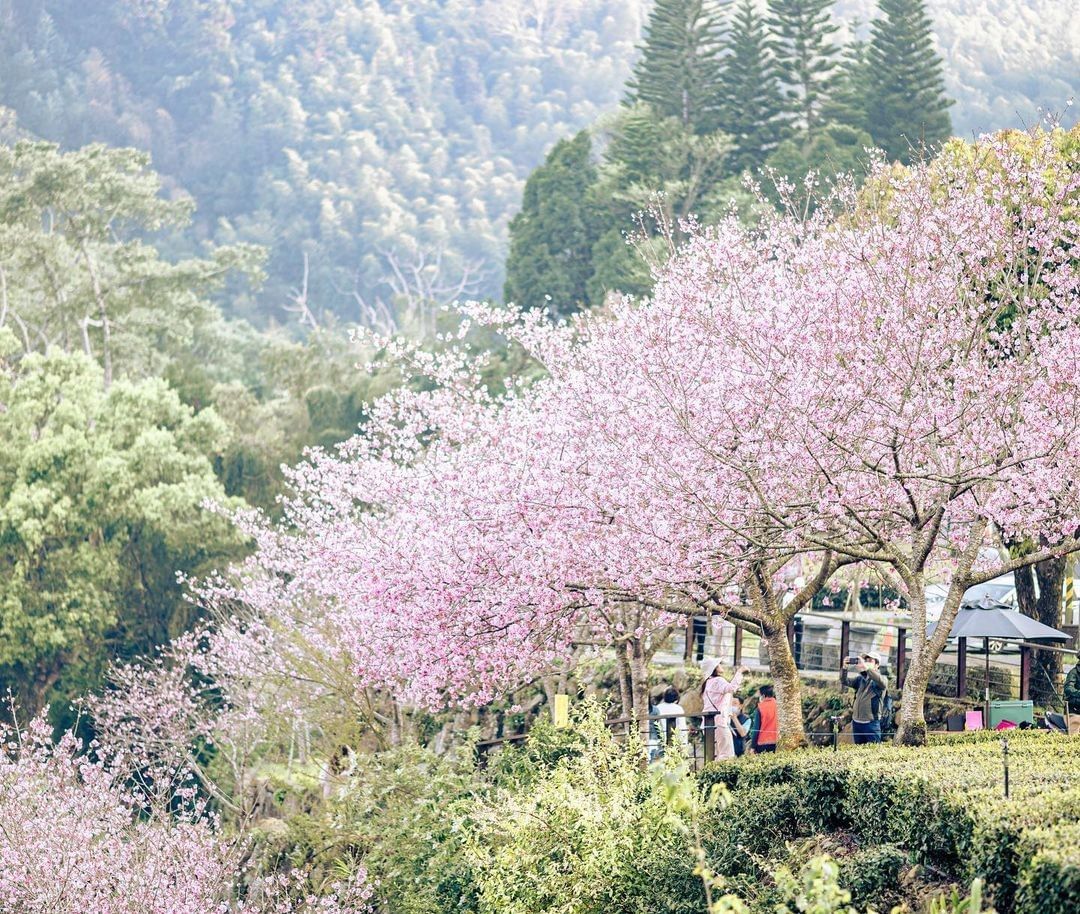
[699, 656, 722, 680]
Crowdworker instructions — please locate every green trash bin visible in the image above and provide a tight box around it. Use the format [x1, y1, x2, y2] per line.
[989, 700, 1033, 728]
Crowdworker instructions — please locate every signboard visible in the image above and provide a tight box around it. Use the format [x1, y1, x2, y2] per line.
[553, 693, 569, 728]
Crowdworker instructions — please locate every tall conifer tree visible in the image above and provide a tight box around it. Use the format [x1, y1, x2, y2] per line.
[718, 0, 788, 173]
[626, 0, 727, 134]
[865, 0, 952, 163]
[766, 0, 841, 137]
[821, 32, 872, 133]
[504, 131, 601, 316]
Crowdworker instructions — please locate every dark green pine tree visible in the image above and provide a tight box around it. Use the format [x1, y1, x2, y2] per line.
[821, 31, 872, 133]
[503, 131, 602, 317]
[625, 0, 728, 134]
[865, 0, 953, 164]
[717, 0, 789, 174]
[766, 0, 842, 138]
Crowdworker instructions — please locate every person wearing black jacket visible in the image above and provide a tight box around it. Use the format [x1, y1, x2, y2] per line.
[841, 652, 888, 744]
[1065, 661, 1080, 715]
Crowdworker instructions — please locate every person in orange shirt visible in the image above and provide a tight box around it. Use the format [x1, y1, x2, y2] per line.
[750, 684, 779, 753]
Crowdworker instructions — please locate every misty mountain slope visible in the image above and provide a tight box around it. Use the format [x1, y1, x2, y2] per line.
[836, 0, 1078, 137]
[1, 0, 645, 322]
[0, 0, 1075, 325]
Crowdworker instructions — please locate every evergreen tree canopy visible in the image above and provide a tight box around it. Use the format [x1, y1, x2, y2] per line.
[625, 0, 727, 133]
[718, 0, 789, 173]
[866, 0, 953, 163]
[766, 0, 842, 136]
[765, 121, 874, 210]
[504, 132, 601, 317]
[821, 31, 872, 133]
[0, 336, 243, 722]
[600, 104, 732, 233]
[0, 141, 262, 388]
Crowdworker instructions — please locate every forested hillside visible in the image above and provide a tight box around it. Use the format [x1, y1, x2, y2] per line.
[839, 0, 1078, 138]
[1, 0, 1075, 327]
[0, 0, 644, 324]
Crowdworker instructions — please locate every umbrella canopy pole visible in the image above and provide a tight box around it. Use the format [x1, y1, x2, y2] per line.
[985, 636, 992, 726]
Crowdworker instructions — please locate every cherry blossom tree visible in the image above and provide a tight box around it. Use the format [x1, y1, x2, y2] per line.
[209, 126, 1079, 751]
[641, 126, 1080, 744]
[0, 710, 372, 913]
[779, 127, 1080, 743]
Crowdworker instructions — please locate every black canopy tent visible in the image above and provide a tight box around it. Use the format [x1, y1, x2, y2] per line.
[928, 594, 1070, 720]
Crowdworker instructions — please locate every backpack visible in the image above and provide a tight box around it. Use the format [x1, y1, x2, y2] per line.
[877, 691, 896, 732]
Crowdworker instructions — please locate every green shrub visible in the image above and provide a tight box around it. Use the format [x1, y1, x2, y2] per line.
[839, 844, 908, 908]
[467, 708, 708, 914]
[253, 744, 486, 914]
[1013, 823, 1080, 914]
[702, 783, 801, 881]
[699, 733, 1080, 914]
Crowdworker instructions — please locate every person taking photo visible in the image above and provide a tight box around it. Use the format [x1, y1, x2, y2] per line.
[841, 652, 888, 744]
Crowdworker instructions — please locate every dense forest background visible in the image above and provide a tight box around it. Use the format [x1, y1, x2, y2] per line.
[1, 0, 1076, 326]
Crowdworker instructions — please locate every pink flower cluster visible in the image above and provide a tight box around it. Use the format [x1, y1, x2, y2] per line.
[0, 712, 371, 912]
[204, 129, 1079, 717]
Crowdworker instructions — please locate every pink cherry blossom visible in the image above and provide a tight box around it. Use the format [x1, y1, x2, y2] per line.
[0, 710, 372, 913]
[199, 127, 1079, 747]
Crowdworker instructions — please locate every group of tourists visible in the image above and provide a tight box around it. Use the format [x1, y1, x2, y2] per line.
[650, 650, 893, 760]
[650, 653, 1080, 759]
[699, 658, 779, 758]
[648, 659, 779, 761]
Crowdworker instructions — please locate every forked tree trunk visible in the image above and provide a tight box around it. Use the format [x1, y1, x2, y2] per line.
[894, 521, 992, 746]
[896, 562, 976, 746]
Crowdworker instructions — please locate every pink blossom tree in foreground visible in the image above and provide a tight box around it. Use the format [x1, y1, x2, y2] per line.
[609, 127, 1080, 744]
[733, 128, 1080, 743]
[0, 711, 372, 913]
[208, 127, 1078, 748]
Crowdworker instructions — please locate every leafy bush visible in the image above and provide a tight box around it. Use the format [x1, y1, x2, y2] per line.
[839, 844, 908, 909]
[255, 744, 485, 914]
[703, 783, 801, 881]
[466, 708, 708, 914]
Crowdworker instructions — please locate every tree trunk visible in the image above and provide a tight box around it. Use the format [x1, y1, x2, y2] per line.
[894, 521, 990, 745]
[627, 639, 651, 745]
[1015, 557, 1066, 707]
[615, 642, 633, 720]
[894, 649, 933, 746]
[762, 625, 807, 749]
[895, 560, 976, 745]
[895, 574, 932, 746]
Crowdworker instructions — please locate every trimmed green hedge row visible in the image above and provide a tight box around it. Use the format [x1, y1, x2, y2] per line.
[700, 731, 1080, 914]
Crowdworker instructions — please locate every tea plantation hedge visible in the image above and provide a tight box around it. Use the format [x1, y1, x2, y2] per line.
[699, 732, 1080, 914]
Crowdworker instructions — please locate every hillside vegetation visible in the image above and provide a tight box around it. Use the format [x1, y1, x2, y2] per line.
[0, 0, 643, 323]
[2, 0, 1075, 326]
